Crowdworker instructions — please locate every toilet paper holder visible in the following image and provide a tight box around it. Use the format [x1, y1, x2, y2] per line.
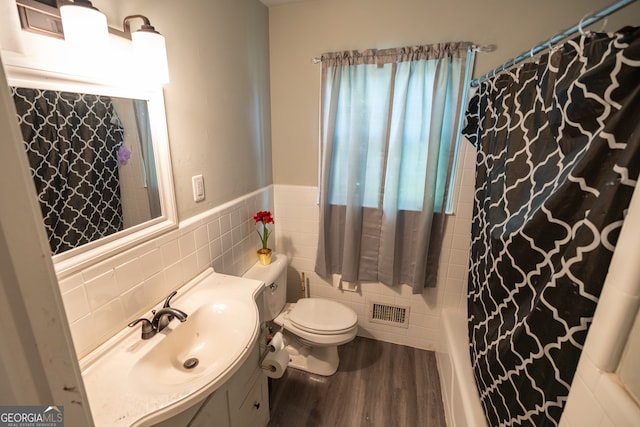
[260, 330, 281, 362]
[260, 330, 287, 375]
[260, 344, 276, 364]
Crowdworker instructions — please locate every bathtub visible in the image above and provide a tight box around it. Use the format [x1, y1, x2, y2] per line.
[436, 308, 488, 427]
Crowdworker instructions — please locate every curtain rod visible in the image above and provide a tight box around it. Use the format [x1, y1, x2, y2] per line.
[471, 0, 638, 87]
[311, 44, 496, 64]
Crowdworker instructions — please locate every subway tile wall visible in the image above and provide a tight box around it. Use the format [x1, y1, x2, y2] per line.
[59, 187, 274, 358]
[273, 140, 477, 352]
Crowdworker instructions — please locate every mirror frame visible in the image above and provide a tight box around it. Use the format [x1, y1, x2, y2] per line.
[4, 56, 178, 278]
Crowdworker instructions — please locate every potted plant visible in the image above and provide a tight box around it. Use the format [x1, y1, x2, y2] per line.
[254, 210, 274, 265]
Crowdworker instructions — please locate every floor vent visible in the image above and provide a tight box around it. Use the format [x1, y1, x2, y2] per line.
[369, 302, 410, 328]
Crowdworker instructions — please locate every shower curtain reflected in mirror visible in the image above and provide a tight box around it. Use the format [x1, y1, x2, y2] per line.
[463, 27, 640, 426]
[12, 87, 124, 255]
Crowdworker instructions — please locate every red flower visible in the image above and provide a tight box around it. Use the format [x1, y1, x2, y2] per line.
[253, 210, 275, 224]
[254, 210, 274, 250]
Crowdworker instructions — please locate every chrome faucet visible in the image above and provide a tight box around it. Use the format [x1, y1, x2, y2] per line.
[151, 307, 188, 332]
[128, 291, 188, 340]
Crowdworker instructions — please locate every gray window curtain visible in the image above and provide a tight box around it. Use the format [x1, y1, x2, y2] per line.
[315, 43, 473, 293]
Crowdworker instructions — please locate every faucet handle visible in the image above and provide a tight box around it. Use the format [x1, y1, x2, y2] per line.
[163, 291, 178, 308]
[128, 318, 156, 340]
[160, 291, 179, 324]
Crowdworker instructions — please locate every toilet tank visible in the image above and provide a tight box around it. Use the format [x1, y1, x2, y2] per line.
[243, 253, 287, 321]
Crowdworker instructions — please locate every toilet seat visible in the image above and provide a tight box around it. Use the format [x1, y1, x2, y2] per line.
[273, 300, 358, 346]
[289, 298, 358, 335]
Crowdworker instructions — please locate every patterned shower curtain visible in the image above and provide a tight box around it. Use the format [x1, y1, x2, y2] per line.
[12, 87, 124, 255]
[462, 27, 640, 426]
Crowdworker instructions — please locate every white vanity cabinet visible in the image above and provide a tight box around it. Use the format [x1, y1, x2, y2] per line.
[226, 288, 270, 427]
[153, 289, 270, 427]
[226, 342, 270, 427]
[173, 387, 230, 427]
[152, 340, 269, 427]
[192, 340, 269, 427]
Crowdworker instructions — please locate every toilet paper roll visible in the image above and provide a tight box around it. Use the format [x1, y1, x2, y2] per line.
[270, 331, 285, 351]
[262, 349, 288, 379]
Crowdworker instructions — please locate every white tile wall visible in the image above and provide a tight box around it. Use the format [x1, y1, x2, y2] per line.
[560, 354, 640, 427]
[59, 186, 275, 358]
[273, 141, 477, 352]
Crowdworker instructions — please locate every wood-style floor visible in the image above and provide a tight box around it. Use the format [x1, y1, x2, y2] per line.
[267, 336, 446, 427]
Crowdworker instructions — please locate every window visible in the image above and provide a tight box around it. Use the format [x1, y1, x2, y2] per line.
[316, 43, 474, 292]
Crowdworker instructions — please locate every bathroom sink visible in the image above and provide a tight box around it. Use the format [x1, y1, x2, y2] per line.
[80, 269, 263, 427]
[129, 299, 256, 394]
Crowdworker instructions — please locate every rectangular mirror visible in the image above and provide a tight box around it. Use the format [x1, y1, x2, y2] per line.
[5, 60, 177, 278]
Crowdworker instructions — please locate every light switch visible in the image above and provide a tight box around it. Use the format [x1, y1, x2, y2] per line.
[192, 175, 205, 202]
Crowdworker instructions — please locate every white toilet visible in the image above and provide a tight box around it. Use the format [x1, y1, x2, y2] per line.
[244, 253, 358, 376]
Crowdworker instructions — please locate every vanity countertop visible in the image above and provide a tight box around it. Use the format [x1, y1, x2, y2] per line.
[80, 268, 263, 427]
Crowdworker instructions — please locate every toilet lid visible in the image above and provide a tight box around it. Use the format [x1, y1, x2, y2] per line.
[289, 298, 357, 334]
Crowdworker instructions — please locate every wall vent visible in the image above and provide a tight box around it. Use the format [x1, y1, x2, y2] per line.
[369, 302, 410, 328]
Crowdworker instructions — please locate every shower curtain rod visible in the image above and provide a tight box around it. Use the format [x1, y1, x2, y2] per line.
[470, 0, 637, 87]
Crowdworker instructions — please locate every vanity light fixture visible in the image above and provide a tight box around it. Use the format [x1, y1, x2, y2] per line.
[15, 1, 169, 84]
[123, 15, 170, 84]
[59, 0, 108, 47]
